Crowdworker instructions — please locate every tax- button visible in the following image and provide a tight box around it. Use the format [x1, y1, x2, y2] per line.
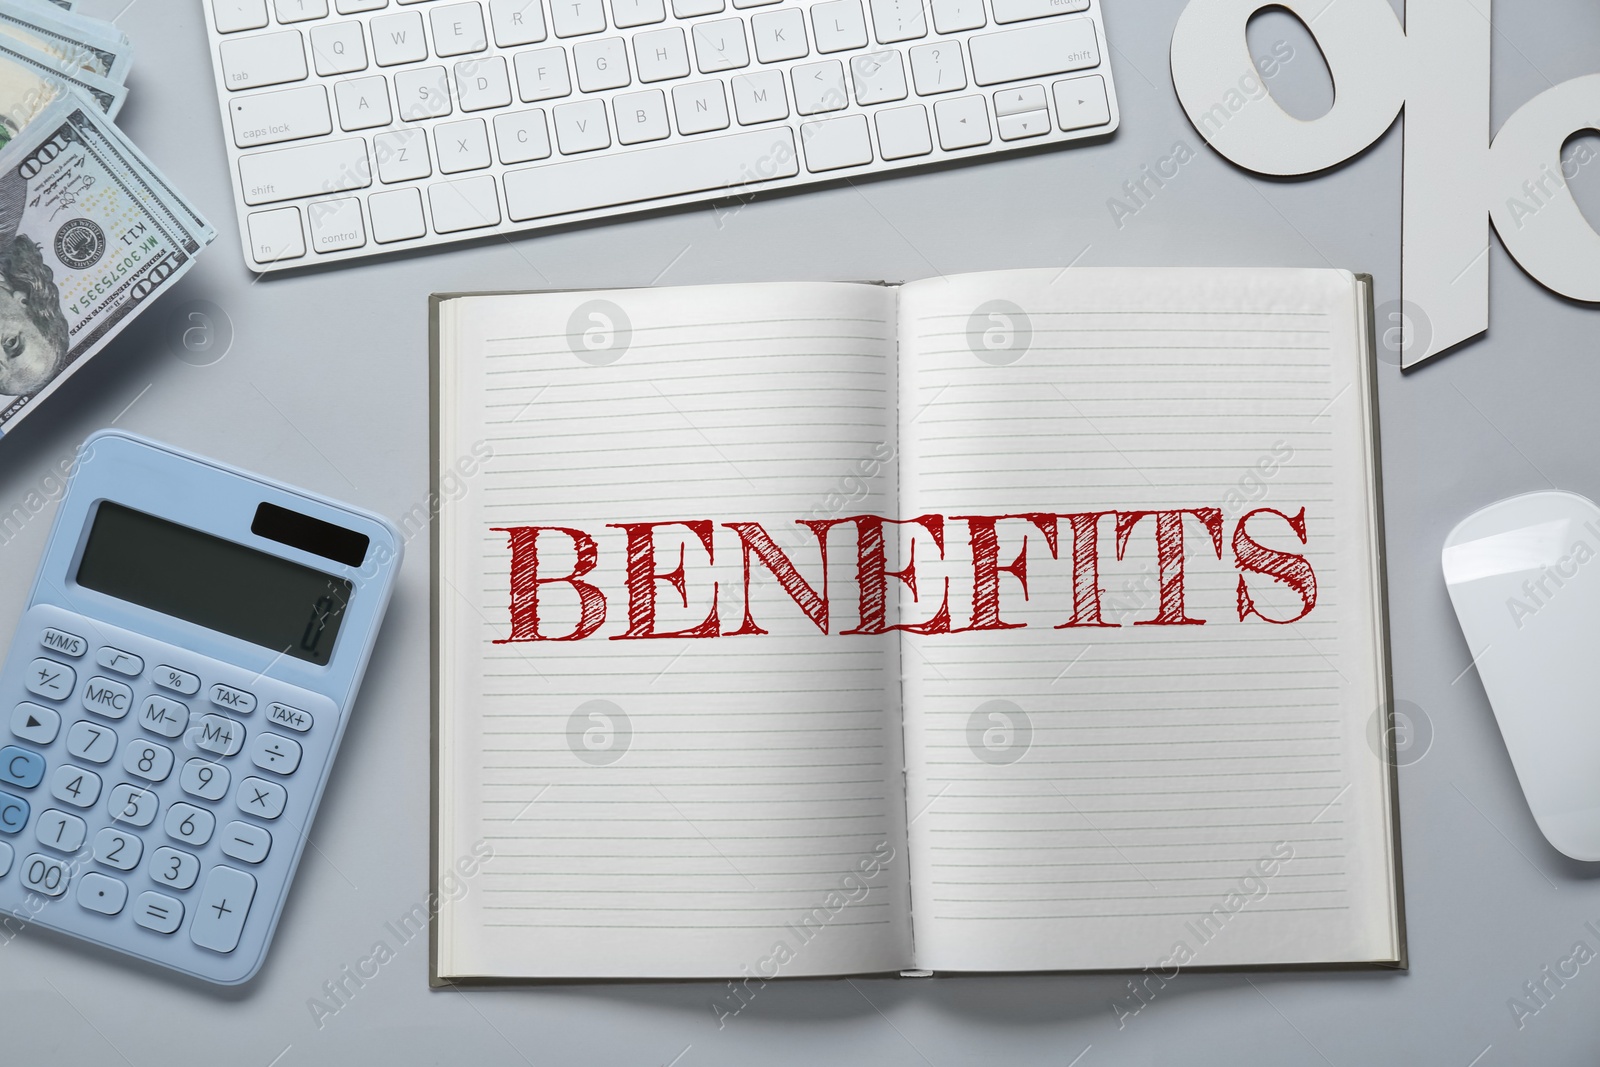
[267, 702, 312, 732]
[249, 732, 301, 775]
[24, 658, 74, 701]
[154, 665, 201, 696]
[0, 746, 45, 789]
[81, 676, 133, 719]
[192, 865, 257, 954]
[40, 628, 86, 658]
[210, 684, 257, 714]
[190, 715, 246, 758]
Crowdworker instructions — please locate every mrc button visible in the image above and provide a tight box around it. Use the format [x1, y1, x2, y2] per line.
[81, 676, 134, 720]
[266, 702, 312, 732]
[210, 684, 257, 715]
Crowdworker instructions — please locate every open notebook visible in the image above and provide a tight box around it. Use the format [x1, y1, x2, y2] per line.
[429, 268, 1404, 984]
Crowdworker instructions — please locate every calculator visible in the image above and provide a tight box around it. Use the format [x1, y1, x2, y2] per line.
[0, 431, 400, 984]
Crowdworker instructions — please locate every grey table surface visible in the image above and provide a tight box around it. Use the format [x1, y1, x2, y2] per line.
[4, 0, 1600, 1063]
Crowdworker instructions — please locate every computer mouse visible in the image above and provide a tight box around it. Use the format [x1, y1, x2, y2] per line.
[1442, 490, 1600, 861]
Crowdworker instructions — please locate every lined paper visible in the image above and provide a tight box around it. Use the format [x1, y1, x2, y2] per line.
[896, 269, 1397, 971]
[437, 283, 913, 979]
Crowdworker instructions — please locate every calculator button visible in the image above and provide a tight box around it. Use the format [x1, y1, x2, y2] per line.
[20, 853, 69, 896]
[237, 776, 287, 820]
[153, 666, 201, 696]
[95, 647, 144, 676]
[138, 695, 190, 739]
[249, 732, 302, 775]
[0, 746, 45, 788]
[165, 803, 216, 847]
[267, 702, 313, 732]
[0, 790, 28, 833]
[221, 821, 271, 864]
[210, 684, 257, 715]
[0, 840, 11, 876]
[81, 676, 134, 720]
[77, 871, 128, 915]
[107, 784, 159, 827]
[41, 628, 86, 658]
[10, 702, 59, 745]
[49, 765, 102, 808]
[190, 715, 246, 758]
[123, 739, 175, 783]
[181, 759, 231, 802]
[134, 891, 183, 934]
[35, 809, 86, 853]
[24, 658, 74, 701]
[191, 865, 257, 953]
[65, 721, 116, 764]
[151, 846, 201, 890]
[93, 827, 143, 871]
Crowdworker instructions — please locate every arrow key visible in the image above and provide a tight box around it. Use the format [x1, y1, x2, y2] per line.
[10, 702, 59, 745]
[934, 93, 990, 150]
[998, 108, 1049, 140]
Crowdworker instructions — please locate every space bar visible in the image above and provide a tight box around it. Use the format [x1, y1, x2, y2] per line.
[503, 128, 799, 221]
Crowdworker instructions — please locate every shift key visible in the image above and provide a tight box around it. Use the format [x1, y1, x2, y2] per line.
[968, 17, 1099, 86]
[239, 138, 372, 205]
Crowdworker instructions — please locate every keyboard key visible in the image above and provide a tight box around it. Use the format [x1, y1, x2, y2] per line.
[869, 0, 927, 42]
[221, 822, 272, 865]
[48, 765, 101, 809]
[633, 27, 689, 82]
[240, 137, 373, 204]
[0, 790, 29, 834]
[396, 65, 453, 119]
[992, 0, 1086, 22]
[672, 80, 728, 133]
[209, 684, 257, 716]
[514, 46, 572, 99]
[851, 50, 906, 104]
[65, 721, 116, 764]
[336, 75, 393, 129]
[190, 715, 247, 759]
[213, 0, 271, 33]
[124, 739, 175, 783]
[93, 827, 143, 871]
[800, 113, 872, 171]
[1053, 73, 1109, 130]
[614, 89, 669, 144]
[11, 702, 59, 745]
[237, 776, 288, 819]
[812, 0, 867, 53]
[25, 658, 74, 701]
[151, 846, 201, 891]
[751, 8, 806, 62]
[35, 809, 86, 853]
[20, 853, 69, 897]
[371, 11, 427, 65]
[133, 892, 184, 935]
[138, 695, 190, 739]
[502, 128, 807, 219]
[81, 676, 132, 720]
[375, 127, 432, 181]
[166, 803, 217, 847]
[192, 866, 258, 954]
[182, 758, 232, 802]
[456, 55, 513, 109]
[40, 629, 86, 659]
[909, 41, 965, 95]
[550, 0, 605, 37]
[0, 746, 44, 789]
[77, 872, 128, 915]
[338, 0, 389, 10]
[493, 108, 551, 163]
[554, 97, 610, 151]
[310, 20, 369, 75]
[229, 84, 333, 148]
[94, 647, 142, 677]
[247, 206, 307, 263]
[308, 195, 368, 251]
[929, 0, 983, 32]
[693, 18, 748, 72]
[671, 0, 722, 16]
[492, 0, 550, 42]
[153, 666, 201, 696]
[432, 2, 490, 55]
[792, 60, 846, 115]
[428, 175, 503, 231]
[608, 0, 661, 29]
[436, 117, 493, 172]
[873, 102, 930, 158]
[369, 187, 429, 241]
[275, 0, 330, 21]
[220, 29, 309, 91]
[968, 17, 1098, 86]
[935, 93, 989, 148]
[107, 784, 158, 828]
[574, 36, 631, 91]
[731, 69, 787, 123]
[993, 82, 1045, 115]
[997, 108, 1049, 139]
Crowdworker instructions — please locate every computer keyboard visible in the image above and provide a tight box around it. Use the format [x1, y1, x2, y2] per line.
[203, 0, 1119, 271]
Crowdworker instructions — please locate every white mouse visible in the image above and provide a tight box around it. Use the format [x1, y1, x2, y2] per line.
[1443, 490, 1600, 861]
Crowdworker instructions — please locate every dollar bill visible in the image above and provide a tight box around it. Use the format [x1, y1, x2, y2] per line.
[0, 1, 133, 85]
[0, 32, 122, 116]
[0, 96, 214, 435]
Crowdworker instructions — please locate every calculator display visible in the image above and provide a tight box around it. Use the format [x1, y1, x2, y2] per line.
[74, 502, 352, 666]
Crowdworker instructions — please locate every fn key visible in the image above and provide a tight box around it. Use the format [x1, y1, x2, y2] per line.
[191, 866, 257, 954]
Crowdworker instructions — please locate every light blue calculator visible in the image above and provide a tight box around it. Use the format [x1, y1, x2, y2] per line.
[0, 430, 400, 984]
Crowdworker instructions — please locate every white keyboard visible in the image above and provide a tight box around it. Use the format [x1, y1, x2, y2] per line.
[203, 0, 1119, 271]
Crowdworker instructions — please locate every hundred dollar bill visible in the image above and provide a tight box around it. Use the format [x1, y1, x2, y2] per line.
[0, 96, 214, 435]
[0, 31, 122, 116]
[0, 1, 133, 85]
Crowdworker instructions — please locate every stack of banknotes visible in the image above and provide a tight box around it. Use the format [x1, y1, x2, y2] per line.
[0, 0, 214, 435]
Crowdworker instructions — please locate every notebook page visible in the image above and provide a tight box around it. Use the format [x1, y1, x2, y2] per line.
[436, 283, 912, 979]
[896, 268, 1397, 972]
